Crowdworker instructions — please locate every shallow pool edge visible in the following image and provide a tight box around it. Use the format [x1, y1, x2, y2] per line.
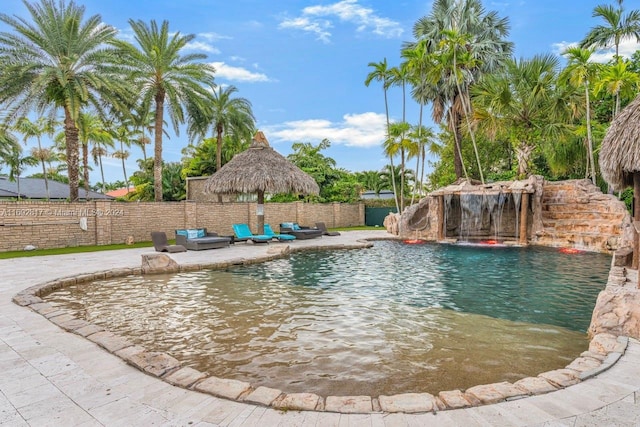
[11, 236, 629, 415]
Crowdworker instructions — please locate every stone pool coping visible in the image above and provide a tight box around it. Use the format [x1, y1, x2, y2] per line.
[10, 232, 630, 415]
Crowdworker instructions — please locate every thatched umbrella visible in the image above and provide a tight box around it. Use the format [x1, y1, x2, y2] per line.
[600, 94, 640, 268]
[204, 131, 320, 234]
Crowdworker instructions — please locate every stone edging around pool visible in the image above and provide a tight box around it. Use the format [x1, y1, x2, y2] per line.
[11, 239, 629, 415]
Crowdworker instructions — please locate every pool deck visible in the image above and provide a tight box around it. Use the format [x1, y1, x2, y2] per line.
[1, 230, 640, 426]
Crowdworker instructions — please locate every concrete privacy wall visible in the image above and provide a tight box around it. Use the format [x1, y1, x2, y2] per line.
[0, 200, 364, 252]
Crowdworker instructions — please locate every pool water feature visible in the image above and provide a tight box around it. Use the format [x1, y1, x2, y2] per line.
[44, 241, 611, 397]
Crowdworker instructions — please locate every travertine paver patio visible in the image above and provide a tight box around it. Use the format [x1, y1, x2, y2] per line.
[1, 230, 640, 426]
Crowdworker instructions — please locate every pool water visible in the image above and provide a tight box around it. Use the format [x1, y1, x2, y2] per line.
[45, 241, 611, 396]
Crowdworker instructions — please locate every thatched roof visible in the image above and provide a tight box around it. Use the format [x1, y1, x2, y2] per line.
[204, 131, 320, 195]
[600, 95, 640, 191]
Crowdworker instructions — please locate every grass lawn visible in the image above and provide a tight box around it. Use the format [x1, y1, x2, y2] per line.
[0, 226, 384, 259]
[0, 241, 153, 259]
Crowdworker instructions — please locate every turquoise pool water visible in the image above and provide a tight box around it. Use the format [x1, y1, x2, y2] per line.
[45, 241, 611, 396]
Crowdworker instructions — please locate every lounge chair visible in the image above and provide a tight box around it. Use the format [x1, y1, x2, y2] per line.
[264, 224, 296, 241]
[151, 231, 187, 253]
[175, 228, 231, 250]
[232, 223, 271, 243]
[279, 222, 323, 240]
[315, 222, 341, 236]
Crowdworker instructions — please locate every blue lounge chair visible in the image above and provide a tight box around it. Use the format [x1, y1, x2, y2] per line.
[232, 223, 271, 243]
[264, 224, 296, 241]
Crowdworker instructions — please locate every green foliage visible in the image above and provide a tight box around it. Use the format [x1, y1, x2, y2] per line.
[181, 135, 250, 177]
[128, 158, 185, 201]
[620, 187, 633, 212]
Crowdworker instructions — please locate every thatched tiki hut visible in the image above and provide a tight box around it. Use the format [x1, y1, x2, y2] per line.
[204, 131, 320, 234]
[600, 94, 640, 268]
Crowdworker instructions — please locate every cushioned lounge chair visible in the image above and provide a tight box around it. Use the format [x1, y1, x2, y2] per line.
[279, 222, 323, 240]
[175, 228, 231, 250]
[151, 231, 187, 253]
[315, 222, 341, 236]
[232, 223, 271, 243]
[264, 224, 296, 241]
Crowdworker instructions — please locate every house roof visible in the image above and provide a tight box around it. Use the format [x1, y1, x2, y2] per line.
[105, 187, 135, 198]
[0, 177, 113, 200]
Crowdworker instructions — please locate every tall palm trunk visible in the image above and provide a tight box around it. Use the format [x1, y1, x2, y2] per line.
[34, 137, 50, 200]
[411, 103, 424, 205]
[451, 39, 483, 183]
[450, 109, 468, 180]
[154, 92, 165, 202]
[98, 153, 106, 193]
[216, 124, 223, 203]
[82, 142, 90, 198]
[584, 79, 596, 184]
[119, 140, 129, 189]
[63, 106, 80, 201]
[400, 147, 406, 213]
[383, 87, 400, 214]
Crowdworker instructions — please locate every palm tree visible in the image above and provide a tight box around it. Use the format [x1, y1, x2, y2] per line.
[384, 121, 412, 213]
[560, 47, 601, 184]
[188, 85, 255, 201]
[14, 117, 55, 200]
[109, 122, 134, 189]
[6, 145, 38, 200]
[365, 58, 399, 212]
[594, 59, 640, 117]
[408, 124, 435, 202]
[380, 164, 414, 201]
[0, 126, 21, 171]
[129, 106, 154, 161]
[112, 19, 216, 201]
[580, 0, 640, 115]
[356, 170, 386, 195]
[57, 112, 112, 197]
[411, 0, 513, 180]
[581, 0, 640, 61]
[0, 0, 127, 201]
[402, 39, 431, 189]
[471, 54, 574, 178]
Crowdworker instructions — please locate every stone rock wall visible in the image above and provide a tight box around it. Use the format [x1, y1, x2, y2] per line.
[589, 264, 640, 340]
[533, 179, 632, 252]
[386, 178, 631, 254]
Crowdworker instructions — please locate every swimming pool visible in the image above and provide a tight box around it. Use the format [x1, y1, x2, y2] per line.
[44, 241, 611, 396]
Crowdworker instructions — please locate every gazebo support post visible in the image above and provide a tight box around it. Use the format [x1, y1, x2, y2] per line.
[438, 195, 444, 240]
[633, 173, 640, 270]
[257, 191, 265, 235]
[519, 192, 529, 245]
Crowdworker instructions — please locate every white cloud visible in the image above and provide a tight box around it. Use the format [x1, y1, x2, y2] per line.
[553, 36, 640, 63]
[279, 0, 402, 43]
[184, 40, 220, 54]
[198, 32, 232, 41]
[279, 17, 333, 43]
[265, 112, 386, 148]
[210, 62, 271, 82]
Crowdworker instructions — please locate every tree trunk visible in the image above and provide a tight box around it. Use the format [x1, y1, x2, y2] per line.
[121, 141, 129, 189]
[64, 106, 80, 202]
[99, 154, 106, 193]
[585, 82, 596, 184]
[216, 126, 223, 203]
[515, 144, 534, 178]
[154, 92, 165, 202]
[82, 143, 90, 199]
[37, 137, 50, 201]
[451, 111, 465, 179]
[400, 148, 405, 213]
[383, 84, 400, 214]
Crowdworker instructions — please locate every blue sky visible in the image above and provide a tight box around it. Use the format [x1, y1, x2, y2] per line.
[3, 0, 640, 186]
